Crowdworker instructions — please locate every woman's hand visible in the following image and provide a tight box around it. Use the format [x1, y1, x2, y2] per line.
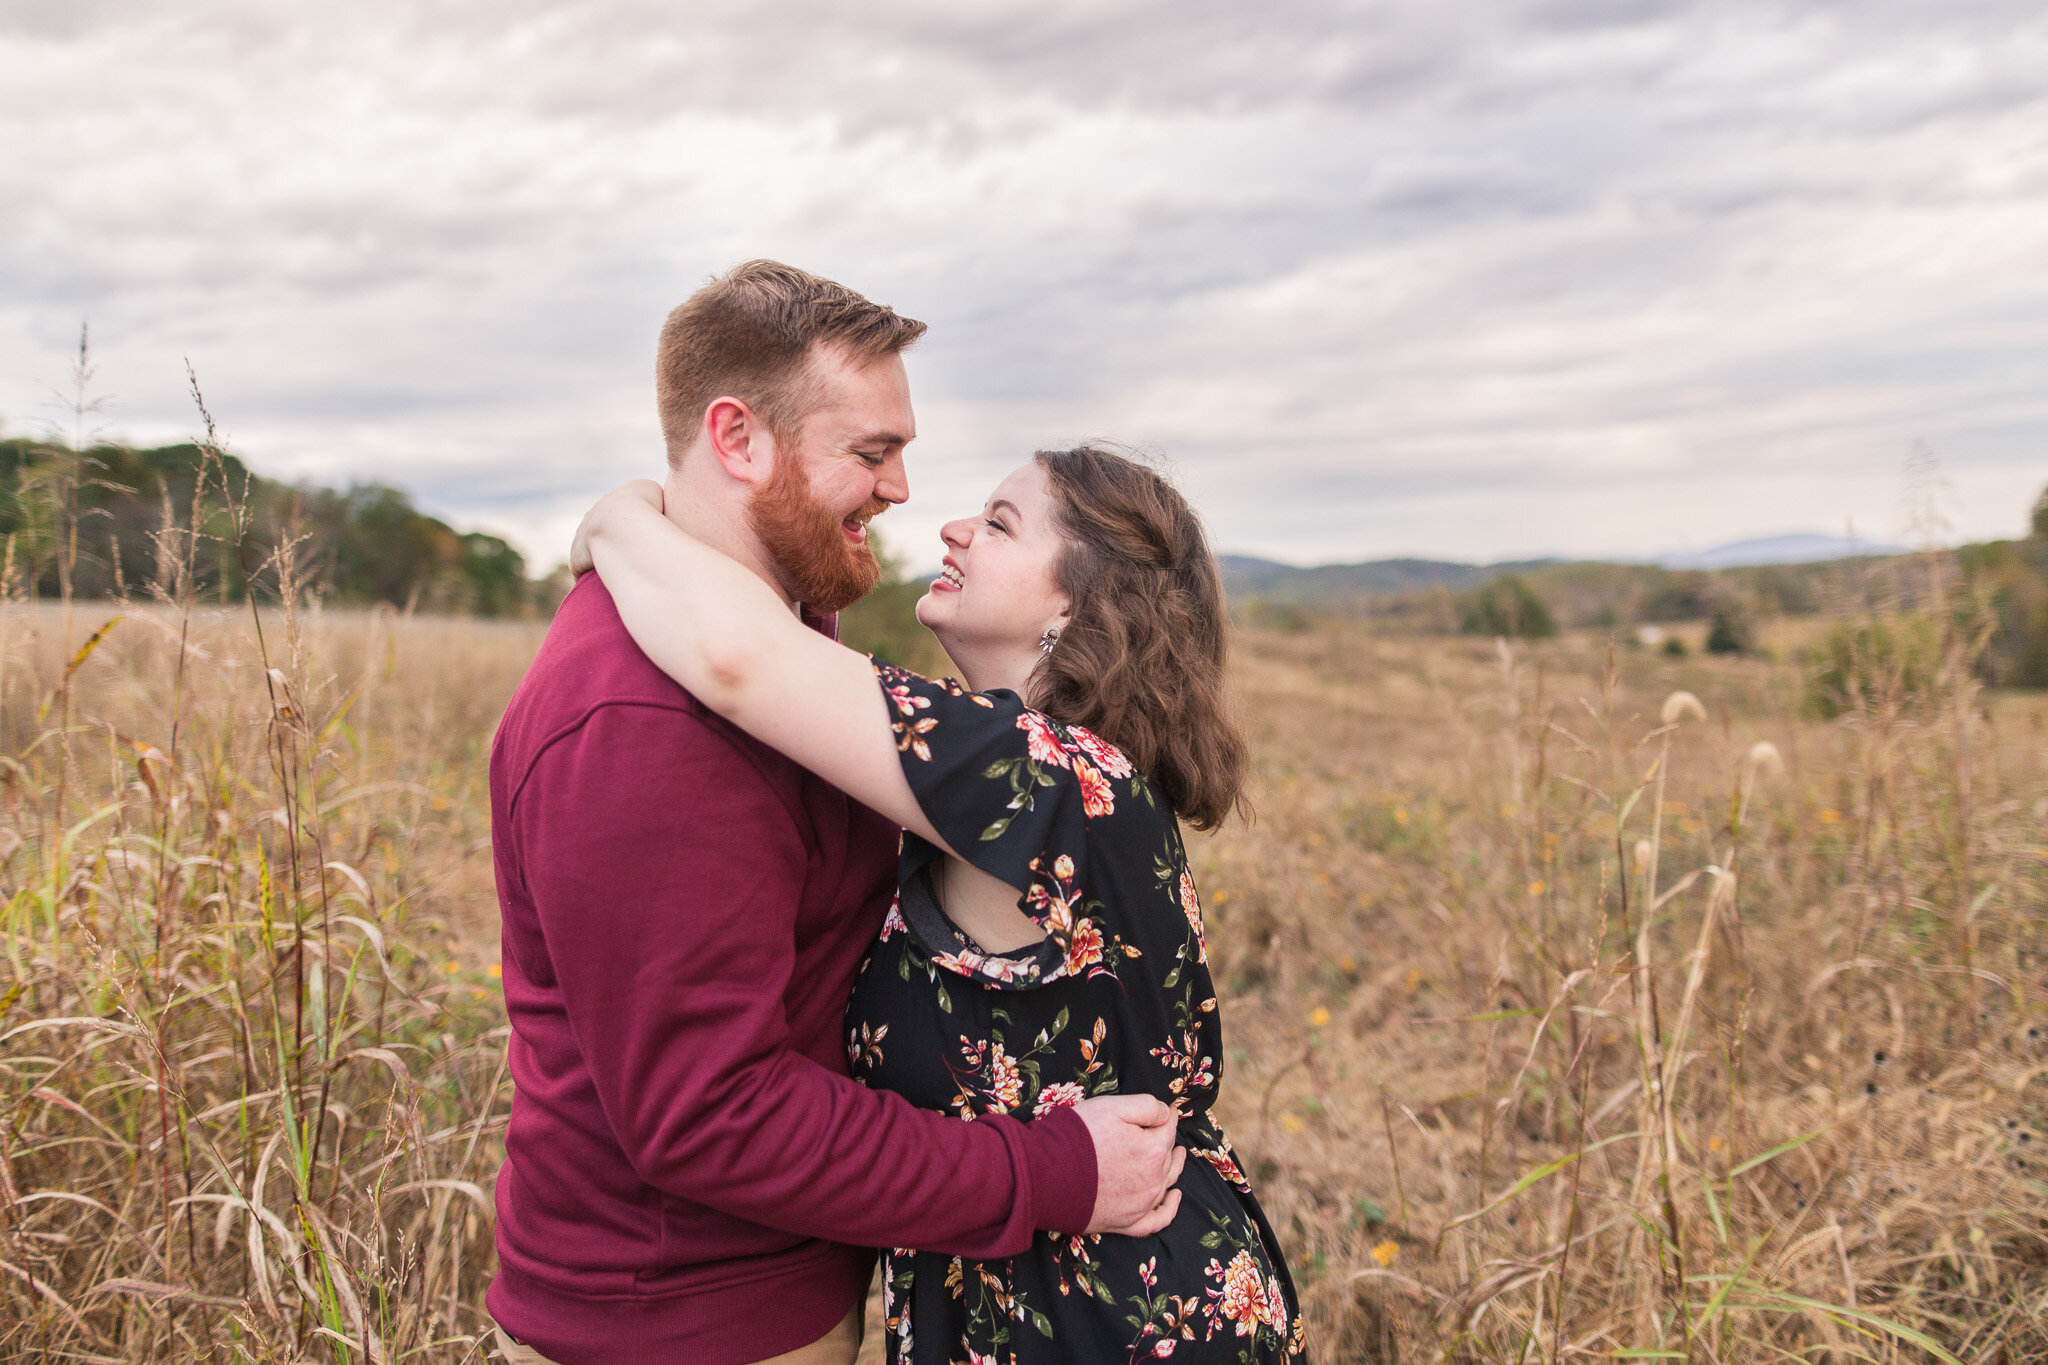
[570, 479, 666, 577]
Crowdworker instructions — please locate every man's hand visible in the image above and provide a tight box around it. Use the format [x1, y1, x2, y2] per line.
[1072, 1095, 1186, 1238]
[569, 479, 666, 577]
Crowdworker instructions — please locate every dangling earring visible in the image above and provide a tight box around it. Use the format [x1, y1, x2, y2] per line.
[1039, 627, 1060, 655]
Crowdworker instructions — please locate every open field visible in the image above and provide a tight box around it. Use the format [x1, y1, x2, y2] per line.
[2, 596, 2044, 1362]
[1205, 625, 2048, 1361]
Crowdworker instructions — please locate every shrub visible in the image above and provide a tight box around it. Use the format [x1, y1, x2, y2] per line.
[1804, 612, 1944, 718]
[1639, 569, 1712, 622]
[1748, 563, 1819, 615]
[1240, 597, 1316, 633]
[1458, 574, 1557, 639]
[838, 532, 951, 674]
[1704, 599, 1757, 655]
[1959, 539, 2048, 688]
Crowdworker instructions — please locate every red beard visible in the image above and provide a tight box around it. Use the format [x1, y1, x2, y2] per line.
[748, 449, 887, 615]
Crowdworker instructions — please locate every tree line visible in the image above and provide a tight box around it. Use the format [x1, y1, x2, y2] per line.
[1, 438, 564, 617]
[1452, 482, 2048, 690]
[1234, 478, 2048, 693]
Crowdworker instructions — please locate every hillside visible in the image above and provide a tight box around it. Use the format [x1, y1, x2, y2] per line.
[1222, 490, 2048, 688]
[1226, 545, 1928, 628]
[1219, 553, 1556, 603]
[1658, 531, 1904, 569]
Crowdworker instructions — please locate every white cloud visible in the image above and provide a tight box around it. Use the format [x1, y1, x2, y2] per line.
[3, 0, 2044, 572]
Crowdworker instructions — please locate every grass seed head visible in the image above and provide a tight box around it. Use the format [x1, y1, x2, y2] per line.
[1661, 689, 1707, 725]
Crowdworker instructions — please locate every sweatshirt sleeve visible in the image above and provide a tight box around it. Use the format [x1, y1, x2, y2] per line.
[508, 700, 1098, 1256]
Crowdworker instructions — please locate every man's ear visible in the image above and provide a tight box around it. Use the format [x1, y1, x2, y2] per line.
[702, 396, 775, 486]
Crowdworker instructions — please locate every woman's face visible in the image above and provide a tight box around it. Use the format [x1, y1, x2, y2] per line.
[915, 461, 1070, 654]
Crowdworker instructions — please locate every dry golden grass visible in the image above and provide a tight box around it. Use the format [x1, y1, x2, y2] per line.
[0, 598, 535, 1362]
[1201, 626, 2048, 1362]
[3, 588, 2044, 1362]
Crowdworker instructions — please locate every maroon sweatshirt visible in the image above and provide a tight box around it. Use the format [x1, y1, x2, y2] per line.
[486, 577, 1098, 1363]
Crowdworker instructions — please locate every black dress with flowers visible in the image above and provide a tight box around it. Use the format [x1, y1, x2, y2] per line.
[847, 664, 1307, 1364]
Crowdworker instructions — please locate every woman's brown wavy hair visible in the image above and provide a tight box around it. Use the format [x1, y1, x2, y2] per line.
[1030, 446, 1249, 831]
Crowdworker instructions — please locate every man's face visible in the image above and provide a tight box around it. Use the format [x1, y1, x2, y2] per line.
[749, 346, 915, 614]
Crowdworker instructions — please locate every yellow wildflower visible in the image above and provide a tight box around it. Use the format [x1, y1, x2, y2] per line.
[1372, 1241, 1399, 1267]
[1310, 1007, 1331, 1030]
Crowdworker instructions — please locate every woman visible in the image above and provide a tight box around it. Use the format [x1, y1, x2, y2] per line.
[575, 446, 1305, 1363]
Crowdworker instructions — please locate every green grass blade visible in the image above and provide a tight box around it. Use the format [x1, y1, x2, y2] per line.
[1729, 1127, 1827, 1177]
[1724, 1290, 1966, 1365]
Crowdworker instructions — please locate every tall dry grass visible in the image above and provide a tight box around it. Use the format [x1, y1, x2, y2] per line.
[1203, 626, 2048, 1362]
[1, 558, 536, 1358]
[3, 502, 2044, 1359]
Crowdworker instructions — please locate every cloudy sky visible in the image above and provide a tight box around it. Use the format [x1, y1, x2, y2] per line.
[5, 0, 2045, 572]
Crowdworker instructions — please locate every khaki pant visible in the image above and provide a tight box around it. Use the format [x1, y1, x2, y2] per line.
[493, 1304, 861, 1365]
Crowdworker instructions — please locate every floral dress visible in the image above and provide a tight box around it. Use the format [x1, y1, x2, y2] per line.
[848, 663, 1308, 1364]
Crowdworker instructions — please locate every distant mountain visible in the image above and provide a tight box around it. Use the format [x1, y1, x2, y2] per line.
[1221, 533, 1907, 606]
[1657, 533, 1903, 570]
[1217, 533, 1928, 619]
[1218, 553, 1556, 604]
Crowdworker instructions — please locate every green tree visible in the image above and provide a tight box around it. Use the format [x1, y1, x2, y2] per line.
[461, 532, 529, 616]
[837, 531, 951, 674]
[0, 437, 546, 616]
[1638, 569, 1712, 622]
[1805, 613, 1943, 719]
[1705, 598, 1757, 655]
[1959, 536, 2048, 688]
[1459, 575, 1558, 640]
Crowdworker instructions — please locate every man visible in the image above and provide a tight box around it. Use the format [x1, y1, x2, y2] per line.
[487, 261, 1183, 1364]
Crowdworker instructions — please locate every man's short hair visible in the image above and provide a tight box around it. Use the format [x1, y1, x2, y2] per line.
[655, 260, 927, 465]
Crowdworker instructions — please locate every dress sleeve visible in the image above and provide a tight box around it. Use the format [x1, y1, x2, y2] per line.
[877, 662, 1163, 988]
